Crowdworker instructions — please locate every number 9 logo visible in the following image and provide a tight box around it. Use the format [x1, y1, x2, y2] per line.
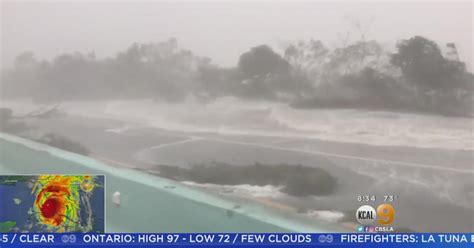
[377, 204, 395, 225]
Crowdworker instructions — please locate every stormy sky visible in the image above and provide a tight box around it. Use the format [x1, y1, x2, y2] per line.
[1, 1, 472, 70]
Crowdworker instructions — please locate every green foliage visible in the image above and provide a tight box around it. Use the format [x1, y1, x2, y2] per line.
[282, 165, 336, 196]
[288, 36, 473, 116]
[238, 45, 290, 77]
[2, 39, 209, 102]
[156, 162, 337, 197]
[196, 44, 310, 101]
[1, 36, 472, 116]
[391, 36, 467, 91]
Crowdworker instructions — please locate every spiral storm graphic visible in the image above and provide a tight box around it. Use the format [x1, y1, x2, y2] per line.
[31, 175, 97, 232]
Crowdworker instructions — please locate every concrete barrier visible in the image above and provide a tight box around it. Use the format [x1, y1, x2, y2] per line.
[0, 133, 345, 232]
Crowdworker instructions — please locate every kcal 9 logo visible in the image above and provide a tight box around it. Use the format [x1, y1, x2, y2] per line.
[356, 204, 395, 225]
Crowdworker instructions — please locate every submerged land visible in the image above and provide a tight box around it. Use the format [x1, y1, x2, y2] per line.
[1, 105, 472, 232]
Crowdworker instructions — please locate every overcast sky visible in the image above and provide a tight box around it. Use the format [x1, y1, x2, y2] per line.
[1, 1, 473, 70]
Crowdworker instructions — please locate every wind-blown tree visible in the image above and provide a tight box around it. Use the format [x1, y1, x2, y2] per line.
[1, 39, 210, 102]
[327, 40, 386, 75]
[1, 52, 40, 98]
[107, 39, 210, 101]
[285, 40, 389, 83]
[236, 45, 312, 100]
[1, 36, 471, 116]
[284, 39, 329, 86]
[284, 39, 401, 109]
[391, 36, 467, 92]
[391, 36, 473, 115]
[41, 52, 101, 101]
[238, 45, 290, 77]
[284, 39, 328, 74]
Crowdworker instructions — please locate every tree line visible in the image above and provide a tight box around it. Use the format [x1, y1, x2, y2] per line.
[2, 36, 472, 116]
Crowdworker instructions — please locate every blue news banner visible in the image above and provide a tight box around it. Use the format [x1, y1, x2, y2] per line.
[0, 233, 473, 247]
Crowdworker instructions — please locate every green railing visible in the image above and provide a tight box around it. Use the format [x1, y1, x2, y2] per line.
[0, 133, 347, 232]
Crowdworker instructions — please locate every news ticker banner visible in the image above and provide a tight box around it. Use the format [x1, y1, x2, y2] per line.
[0, 233, 473, 247]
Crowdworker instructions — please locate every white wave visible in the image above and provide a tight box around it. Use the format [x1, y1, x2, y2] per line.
[307, 210, 345, 223]
[181, 181, 284, 199]
[2, 97, 472, 150]
[105, 124, 143, 134]
[268, 104, 473, 150]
